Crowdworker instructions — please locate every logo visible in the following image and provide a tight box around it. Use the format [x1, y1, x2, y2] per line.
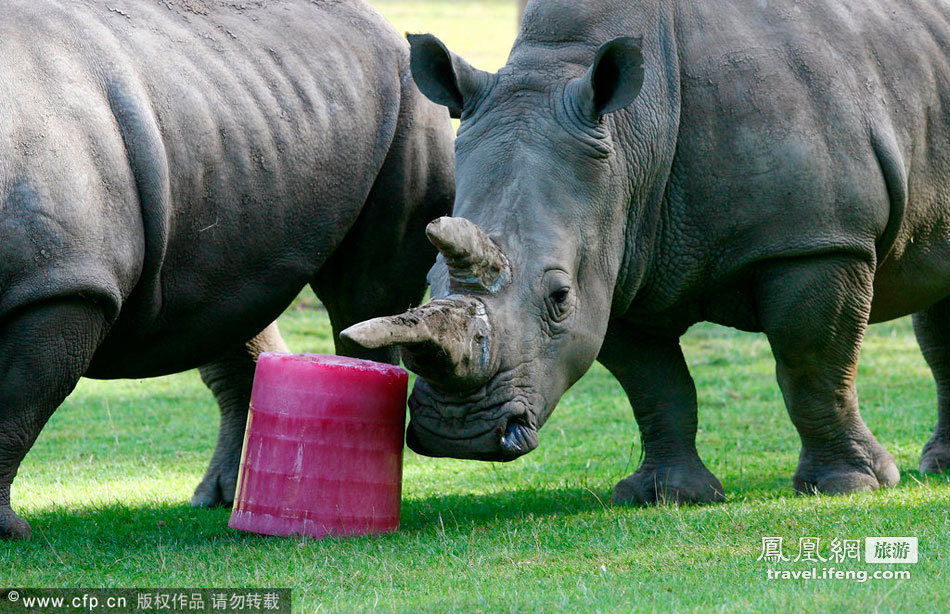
[865, 537, 918, 564]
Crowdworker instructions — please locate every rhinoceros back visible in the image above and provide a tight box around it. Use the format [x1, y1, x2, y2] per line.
[614, 0, 950, 325]
[0, 0, 414, 373]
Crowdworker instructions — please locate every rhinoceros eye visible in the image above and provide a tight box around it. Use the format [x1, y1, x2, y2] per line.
[546, 286, 573, 323]
[542, 269, 574, 324]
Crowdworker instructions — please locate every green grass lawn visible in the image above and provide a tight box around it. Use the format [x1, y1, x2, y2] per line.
[3, 1, 949, 612]
[4, 291, 948, 611]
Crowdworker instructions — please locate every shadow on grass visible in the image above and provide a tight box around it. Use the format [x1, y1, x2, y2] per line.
[9, 471, 948, 552]
[400, 484, 610, 531]
[724, 468, 797, 498]
[18, 502, 235, 549]
[9, 484, 608, 549]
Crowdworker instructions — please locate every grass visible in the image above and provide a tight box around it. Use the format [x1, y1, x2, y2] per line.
[3, 1, 949, 612]
[4, 291, 948, 611]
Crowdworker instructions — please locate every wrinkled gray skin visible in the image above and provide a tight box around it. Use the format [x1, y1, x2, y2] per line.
[0, 0, 454, 539]
[345, 0, 950, 505]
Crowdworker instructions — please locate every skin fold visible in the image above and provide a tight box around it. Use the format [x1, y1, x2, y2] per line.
[0, 0, 455, 539]
[346, 0, 950, 505]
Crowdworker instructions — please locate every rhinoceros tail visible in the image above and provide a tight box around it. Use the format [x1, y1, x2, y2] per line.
[106, 78, 171, 320]
[869, 127, 908, 267]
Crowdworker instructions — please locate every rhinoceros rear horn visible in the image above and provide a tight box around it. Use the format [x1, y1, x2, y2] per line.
[340, 297, 497, 389]
[426, 217, 511, 294]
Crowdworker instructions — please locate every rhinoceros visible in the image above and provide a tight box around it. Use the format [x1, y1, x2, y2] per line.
[0, 0, 454, 539]
[344, 0, 950, 505]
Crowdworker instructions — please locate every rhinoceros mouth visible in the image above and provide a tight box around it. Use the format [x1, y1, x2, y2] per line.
[405, 399, 539, 462]
[498, 414, 539, 457]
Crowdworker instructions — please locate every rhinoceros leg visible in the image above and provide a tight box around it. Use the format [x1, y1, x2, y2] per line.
[757, 257, 900, 495]
[913, 297, 950, 474]
[598, 323, 725, 505]
[0, 298, 108, 539]
[191, 322, 288, 508]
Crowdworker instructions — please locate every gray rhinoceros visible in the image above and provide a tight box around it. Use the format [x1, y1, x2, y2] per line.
[344, 0, 950, 505]
[0, 0, 454, 539]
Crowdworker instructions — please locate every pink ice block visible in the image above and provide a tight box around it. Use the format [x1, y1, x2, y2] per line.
[228, 353, 408, 539]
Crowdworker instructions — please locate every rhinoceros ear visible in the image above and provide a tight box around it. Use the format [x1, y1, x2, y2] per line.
[572, 36, 645, 120]
[408, 33, 487, 119]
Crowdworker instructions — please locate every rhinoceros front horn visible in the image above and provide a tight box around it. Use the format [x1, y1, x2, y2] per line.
[340, 217, 509, 388]
[426, 217, 511, 294]
[340, 297, 498, 389]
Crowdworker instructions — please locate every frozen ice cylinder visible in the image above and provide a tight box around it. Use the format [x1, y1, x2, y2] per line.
[229, 353, 408, 538]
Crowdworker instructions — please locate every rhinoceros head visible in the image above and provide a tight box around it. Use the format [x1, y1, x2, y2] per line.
[342, 32, 645, 461]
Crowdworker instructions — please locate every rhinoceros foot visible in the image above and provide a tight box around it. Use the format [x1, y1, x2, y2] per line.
[611, 459, 725, 505]
[793, 436, 900, 495]
[0, 505, 31, 541]
[191, 464, 238, 508]
[919, 436, 950, 475]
